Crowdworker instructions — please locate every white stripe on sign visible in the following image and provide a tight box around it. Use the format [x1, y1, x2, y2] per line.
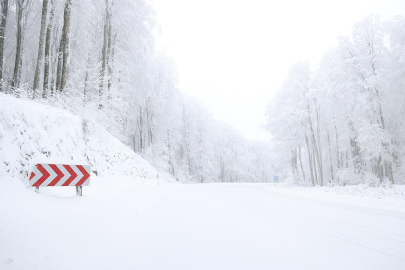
[29, 165, 41, 184]
[56, 164, 70, 186]
[70, 165, 83, 186]
[41, 164, 56, 187]
[79, 165, 91, 186]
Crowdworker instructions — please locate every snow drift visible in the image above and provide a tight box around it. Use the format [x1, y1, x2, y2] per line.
[0, 94, 158, 181]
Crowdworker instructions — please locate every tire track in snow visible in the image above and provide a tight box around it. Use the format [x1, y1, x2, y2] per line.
[221, 185, 405, 262]
[249, 185, 405, 220]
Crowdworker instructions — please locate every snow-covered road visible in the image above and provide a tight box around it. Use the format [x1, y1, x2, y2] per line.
[141, 183, 405, 270]
[1, 178, 405, 270]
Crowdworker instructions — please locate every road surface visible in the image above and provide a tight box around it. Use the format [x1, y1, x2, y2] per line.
[1, 179, 404, 269]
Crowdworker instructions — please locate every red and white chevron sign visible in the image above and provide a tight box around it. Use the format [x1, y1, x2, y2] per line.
[29, 164, 91, 187]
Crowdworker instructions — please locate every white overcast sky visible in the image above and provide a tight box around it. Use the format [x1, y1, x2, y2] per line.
[151, 0, 405, 142]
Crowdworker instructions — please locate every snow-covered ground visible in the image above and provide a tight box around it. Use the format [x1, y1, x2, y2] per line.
[2, 94, 405, 270]
[0, 94, 157, 181]
[1, 178, 405, 270]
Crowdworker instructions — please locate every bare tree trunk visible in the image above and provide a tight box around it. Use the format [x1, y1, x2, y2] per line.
[374, 87, 394, 183]
[60, 0, 71, 92]
[146, 101, 153, 146]
[99, 0, 110, 96]
[33, 0, 48, 99]
[376, 156, 383, 180]
[305, 135, 315, 186]
[55, 36, 63, 92]
[298, 145, 306, 182]
[290, 150, 297, 177]
[348, 121, 362, 175]
[107, 32, 116, 92]
[49, 17, 59, 95]
[106, 6, 114, 93]
[312, 143, 319, 185]
[43, 0, 54, 98]
[220, 156, 225, 182]
[307, 102, 322, 186]
[168, 129, 175, 176]
[345, 149, 349, 169]
[83, 56, 90, 98]
[350, 137, 361, 174]
[314, 103, 324, 186]
[334, 122, 340, 169]
[0, 0, 8, 92]
[139, 107, 143, 150]
[11, 0, 24, 93]
[387, 161, 394, 184]
[327, 128, 334, 184]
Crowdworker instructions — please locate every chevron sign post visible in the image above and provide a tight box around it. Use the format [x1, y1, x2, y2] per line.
[29, 163, 91, 196]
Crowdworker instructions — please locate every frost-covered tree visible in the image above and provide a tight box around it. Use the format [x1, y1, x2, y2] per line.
[0, 0, 274, 183]
[266, 15, 405, 186]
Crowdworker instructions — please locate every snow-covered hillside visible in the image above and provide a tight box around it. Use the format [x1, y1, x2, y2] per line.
[0, 94, 158, 181]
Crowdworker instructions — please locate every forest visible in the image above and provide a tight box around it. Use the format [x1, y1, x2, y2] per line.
[0, 0, 274, 183]
[0, 0, 404, 186]
[266, 15, 405, 186]
[2, 2, 405, 269]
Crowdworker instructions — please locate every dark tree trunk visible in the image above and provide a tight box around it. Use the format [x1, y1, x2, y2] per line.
[43, 0, 54, 98]
[11, 0, 24, 93]
[0, 0, 9, 92]
[60, 0, 71, 92]
[55, 36, 63, 92]
[99, 0, 110, 96]
[33, 0, 49, 99]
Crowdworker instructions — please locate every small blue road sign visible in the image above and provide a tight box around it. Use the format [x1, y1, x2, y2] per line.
[274, 175, 279, 183]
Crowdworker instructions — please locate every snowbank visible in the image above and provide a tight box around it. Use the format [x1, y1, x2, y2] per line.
[259, 183, 405, 212]
[0, 94, 158, 181]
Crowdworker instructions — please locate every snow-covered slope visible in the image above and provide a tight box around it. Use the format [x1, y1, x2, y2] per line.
[0, 94, 158, 181]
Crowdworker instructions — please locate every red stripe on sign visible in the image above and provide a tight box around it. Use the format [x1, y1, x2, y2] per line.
[75, 165, 90, 186]
[32, 164, 50, 187]
[29, 172, 35, 181]
[48, 164, 63, 186]
[62, 165, 77, 186]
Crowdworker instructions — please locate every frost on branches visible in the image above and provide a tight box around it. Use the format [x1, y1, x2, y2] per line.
[266, 15, 405, 186]
[0, 0, 274, 183]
